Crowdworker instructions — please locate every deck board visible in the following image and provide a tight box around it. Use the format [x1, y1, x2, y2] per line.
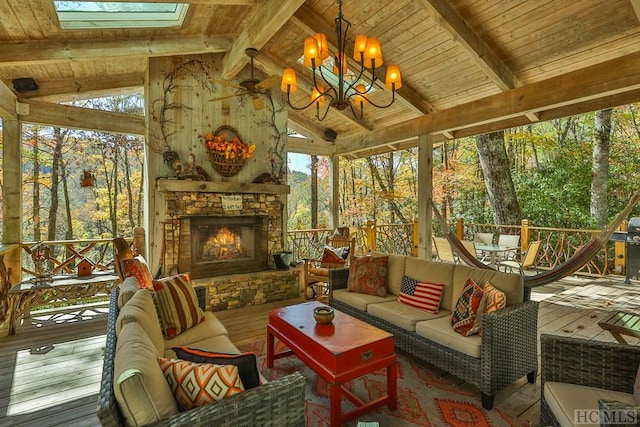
[1, 275, 639, 426]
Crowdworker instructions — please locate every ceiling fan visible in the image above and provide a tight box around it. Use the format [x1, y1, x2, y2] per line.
[209, 47, 279, 110]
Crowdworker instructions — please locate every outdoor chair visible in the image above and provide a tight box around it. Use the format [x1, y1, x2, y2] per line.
[432, 237, 456, 263]
[473, 232, 494, 260]
[496, 234, 520, 262]
[304, 234, 355, 301]
[459, 239, 480, 265]
[499, 240, 542, 274]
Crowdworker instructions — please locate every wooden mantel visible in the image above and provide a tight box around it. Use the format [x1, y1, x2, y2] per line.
[156, 179, 290, 195]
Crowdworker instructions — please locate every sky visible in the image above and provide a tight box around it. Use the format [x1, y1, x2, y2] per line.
[288, 152, 310, 173]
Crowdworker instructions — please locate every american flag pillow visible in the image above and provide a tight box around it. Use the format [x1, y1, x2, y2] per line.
[397, 275, 445, 314]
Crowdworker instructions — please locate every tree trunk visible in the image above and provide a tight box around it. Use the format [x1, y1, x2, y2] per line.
[476, 131, 522, 227]
[47, 128, 63, 241]
[590, 108, 612, 226]
[32, 129, 41, 242]
[366, 155, 408, 224]
[310, 155, 318, 229]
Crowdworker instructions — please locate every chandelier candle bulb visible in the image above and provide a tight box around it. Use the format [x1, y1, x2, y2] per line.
[281, 68, 297, 92]
[385, 64, 402, 90]
[314, 33, 329, 60]
[363, 37, 383, 68]
[304, 37, 320, 67]
[311, 87, 326, 106]
[353, 34, 368, 61]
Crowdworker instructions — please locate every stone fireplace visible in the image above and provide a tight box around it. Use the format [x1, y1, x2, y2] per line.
[182, 215, 268, 278]
[157, 180, 299, 311]
[160, 181, 288, 277]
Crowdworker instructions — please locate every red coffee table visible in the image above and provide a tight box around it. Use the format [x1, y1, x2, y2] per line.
[267, 301, 397, 426]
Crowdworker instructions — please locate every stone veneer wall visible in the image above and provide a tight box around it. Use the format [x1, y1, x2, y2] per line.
[193, 269, 299, 311]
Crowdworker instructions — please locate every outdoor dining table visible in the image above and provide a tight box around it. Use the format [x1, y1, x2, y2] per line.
[474, 243, 520, 268]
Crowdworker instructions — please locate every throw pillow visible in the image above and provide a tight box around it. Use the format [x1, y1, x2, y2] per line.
[320, 246, 346, 265]
[120, 256, 154, 289]
[158, 358, 244, 410]
[450, 278, 484, 336]
[483, 282, 507, 313]
[152, 273, 205, 339]
[172, 347, 261, 389]
[347, 255, 389, 297]
[397, 275, 445, 314]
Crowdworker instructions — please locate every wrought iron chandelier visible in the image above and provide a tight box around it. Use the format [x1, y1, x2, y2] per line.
[280, 0, 402, 121]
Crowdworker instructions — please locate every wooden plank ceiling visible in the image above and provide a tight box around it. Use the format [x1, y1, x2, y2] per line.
[1, 0, 640, 158]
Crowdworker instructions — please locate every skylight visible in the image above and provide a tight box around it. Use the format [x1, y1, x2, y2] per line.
[297, 55, 376, 94]
[54, 1, 189, 29]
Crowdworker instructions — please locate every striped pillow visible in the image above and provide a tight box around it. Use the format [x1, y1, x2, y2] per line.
[152, 274, 204, 339]
[158, 358, 244, 410]
[397, 275, 445, 314]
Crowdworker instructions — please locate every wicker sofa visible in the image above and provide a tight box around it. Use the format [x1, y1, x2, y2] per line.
[328, 253, 538, 410]
[540, 334, 640, 427]
[97, 277, 306, 427]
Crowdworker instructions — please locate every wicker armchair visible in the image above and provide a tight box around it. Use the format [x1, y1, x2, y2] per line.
[540, 334, 640, 426]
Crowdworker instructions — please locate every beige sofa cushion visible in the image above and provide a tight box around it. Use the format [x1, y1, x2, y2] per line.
[368, 300, 450, 331]
[415, 316, 481, 358]
[371, 251, 406, 296]
[452, 265, 523, 311]
[116, 289, 164, 356]
[114, 321, 178, 426]
[544, 382, 635, 427]
[118, 276, 140, 308]
[163, 312, 229, 351]
[332, 288, 396, 311]
[404, 257, 455, 310]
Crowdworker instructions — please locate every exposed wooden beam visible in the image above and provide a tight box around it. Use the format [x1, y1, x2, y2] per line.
[285, 109, 329, 142]
[339, 89, 640, 158]
[417, 0, 515, 91]
[631, 0, 640, 21]
[19, 99, 145, 136]
[0, 79, 18, 119]
[220, 0, 306, 79]
[0, 36, 233, 66]
[291, 5, 434, 116]
[17, 73, 144, 101]
[91, 0, 261, 3]
[287, 137, 336, 156]
[337, 51, 640, 155]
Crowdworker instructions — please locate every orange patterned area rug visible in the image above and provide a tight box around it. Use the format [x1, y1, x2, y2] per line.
[239, 340, 529, 427]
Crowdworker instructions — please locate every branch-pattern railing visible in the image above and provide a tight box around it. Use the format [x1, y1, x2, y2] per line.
[288, 220, 621, 277]
[21, 239, 118, 279]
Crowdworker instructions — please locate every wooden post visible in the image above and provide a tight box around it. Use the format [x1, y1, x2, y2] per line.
[412, 218, 418, 257]
[521, 219, 530, 260]
[416, 134, 433, 259]
[365, 220, 377, 252]
[456, 218, 464, 240]
[615, 220, 627, 275]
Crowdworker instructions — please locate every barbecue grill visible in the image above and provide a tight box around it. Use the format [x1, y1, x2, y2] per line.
[610, 217, 640, 283]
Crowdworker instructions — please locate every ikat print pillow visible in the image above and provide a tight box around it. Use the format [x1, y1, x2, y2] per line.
[450, 278, 484, 336]
[120, 256, 154, 290]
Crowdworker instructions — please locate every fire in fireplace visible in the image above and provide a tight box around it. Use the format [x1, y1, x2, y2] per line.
[186, 216, 268, 278]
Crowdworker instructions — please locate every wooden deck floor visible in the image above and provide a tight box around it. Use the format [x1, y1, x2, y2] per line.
[1, 274, 639, 427]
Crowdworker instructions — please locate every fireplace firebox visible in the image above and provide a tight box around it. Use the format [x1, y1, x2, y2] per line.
[187, 216, 268, 278]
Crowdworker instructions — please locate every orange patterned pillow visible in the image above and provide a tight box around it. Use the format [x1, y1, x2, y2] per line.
[347, 255, 388, 297]
[483, 282, 506, 313]
[158, 358, 244, 410]
[120, 256, 153, 289]
[451, 279, 485, 336]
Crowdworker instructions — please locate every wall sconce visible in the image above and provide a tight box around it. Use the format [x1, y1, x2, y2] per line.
[80, 170, 96, 188]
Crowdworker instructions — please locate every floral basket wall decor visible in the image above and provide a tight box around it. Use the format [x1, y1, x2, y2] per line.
[200, 125, 256, 177]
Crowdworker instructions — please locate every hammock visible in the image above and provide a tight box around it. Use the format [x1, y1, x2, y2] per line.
[432, 189, 640, 288]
